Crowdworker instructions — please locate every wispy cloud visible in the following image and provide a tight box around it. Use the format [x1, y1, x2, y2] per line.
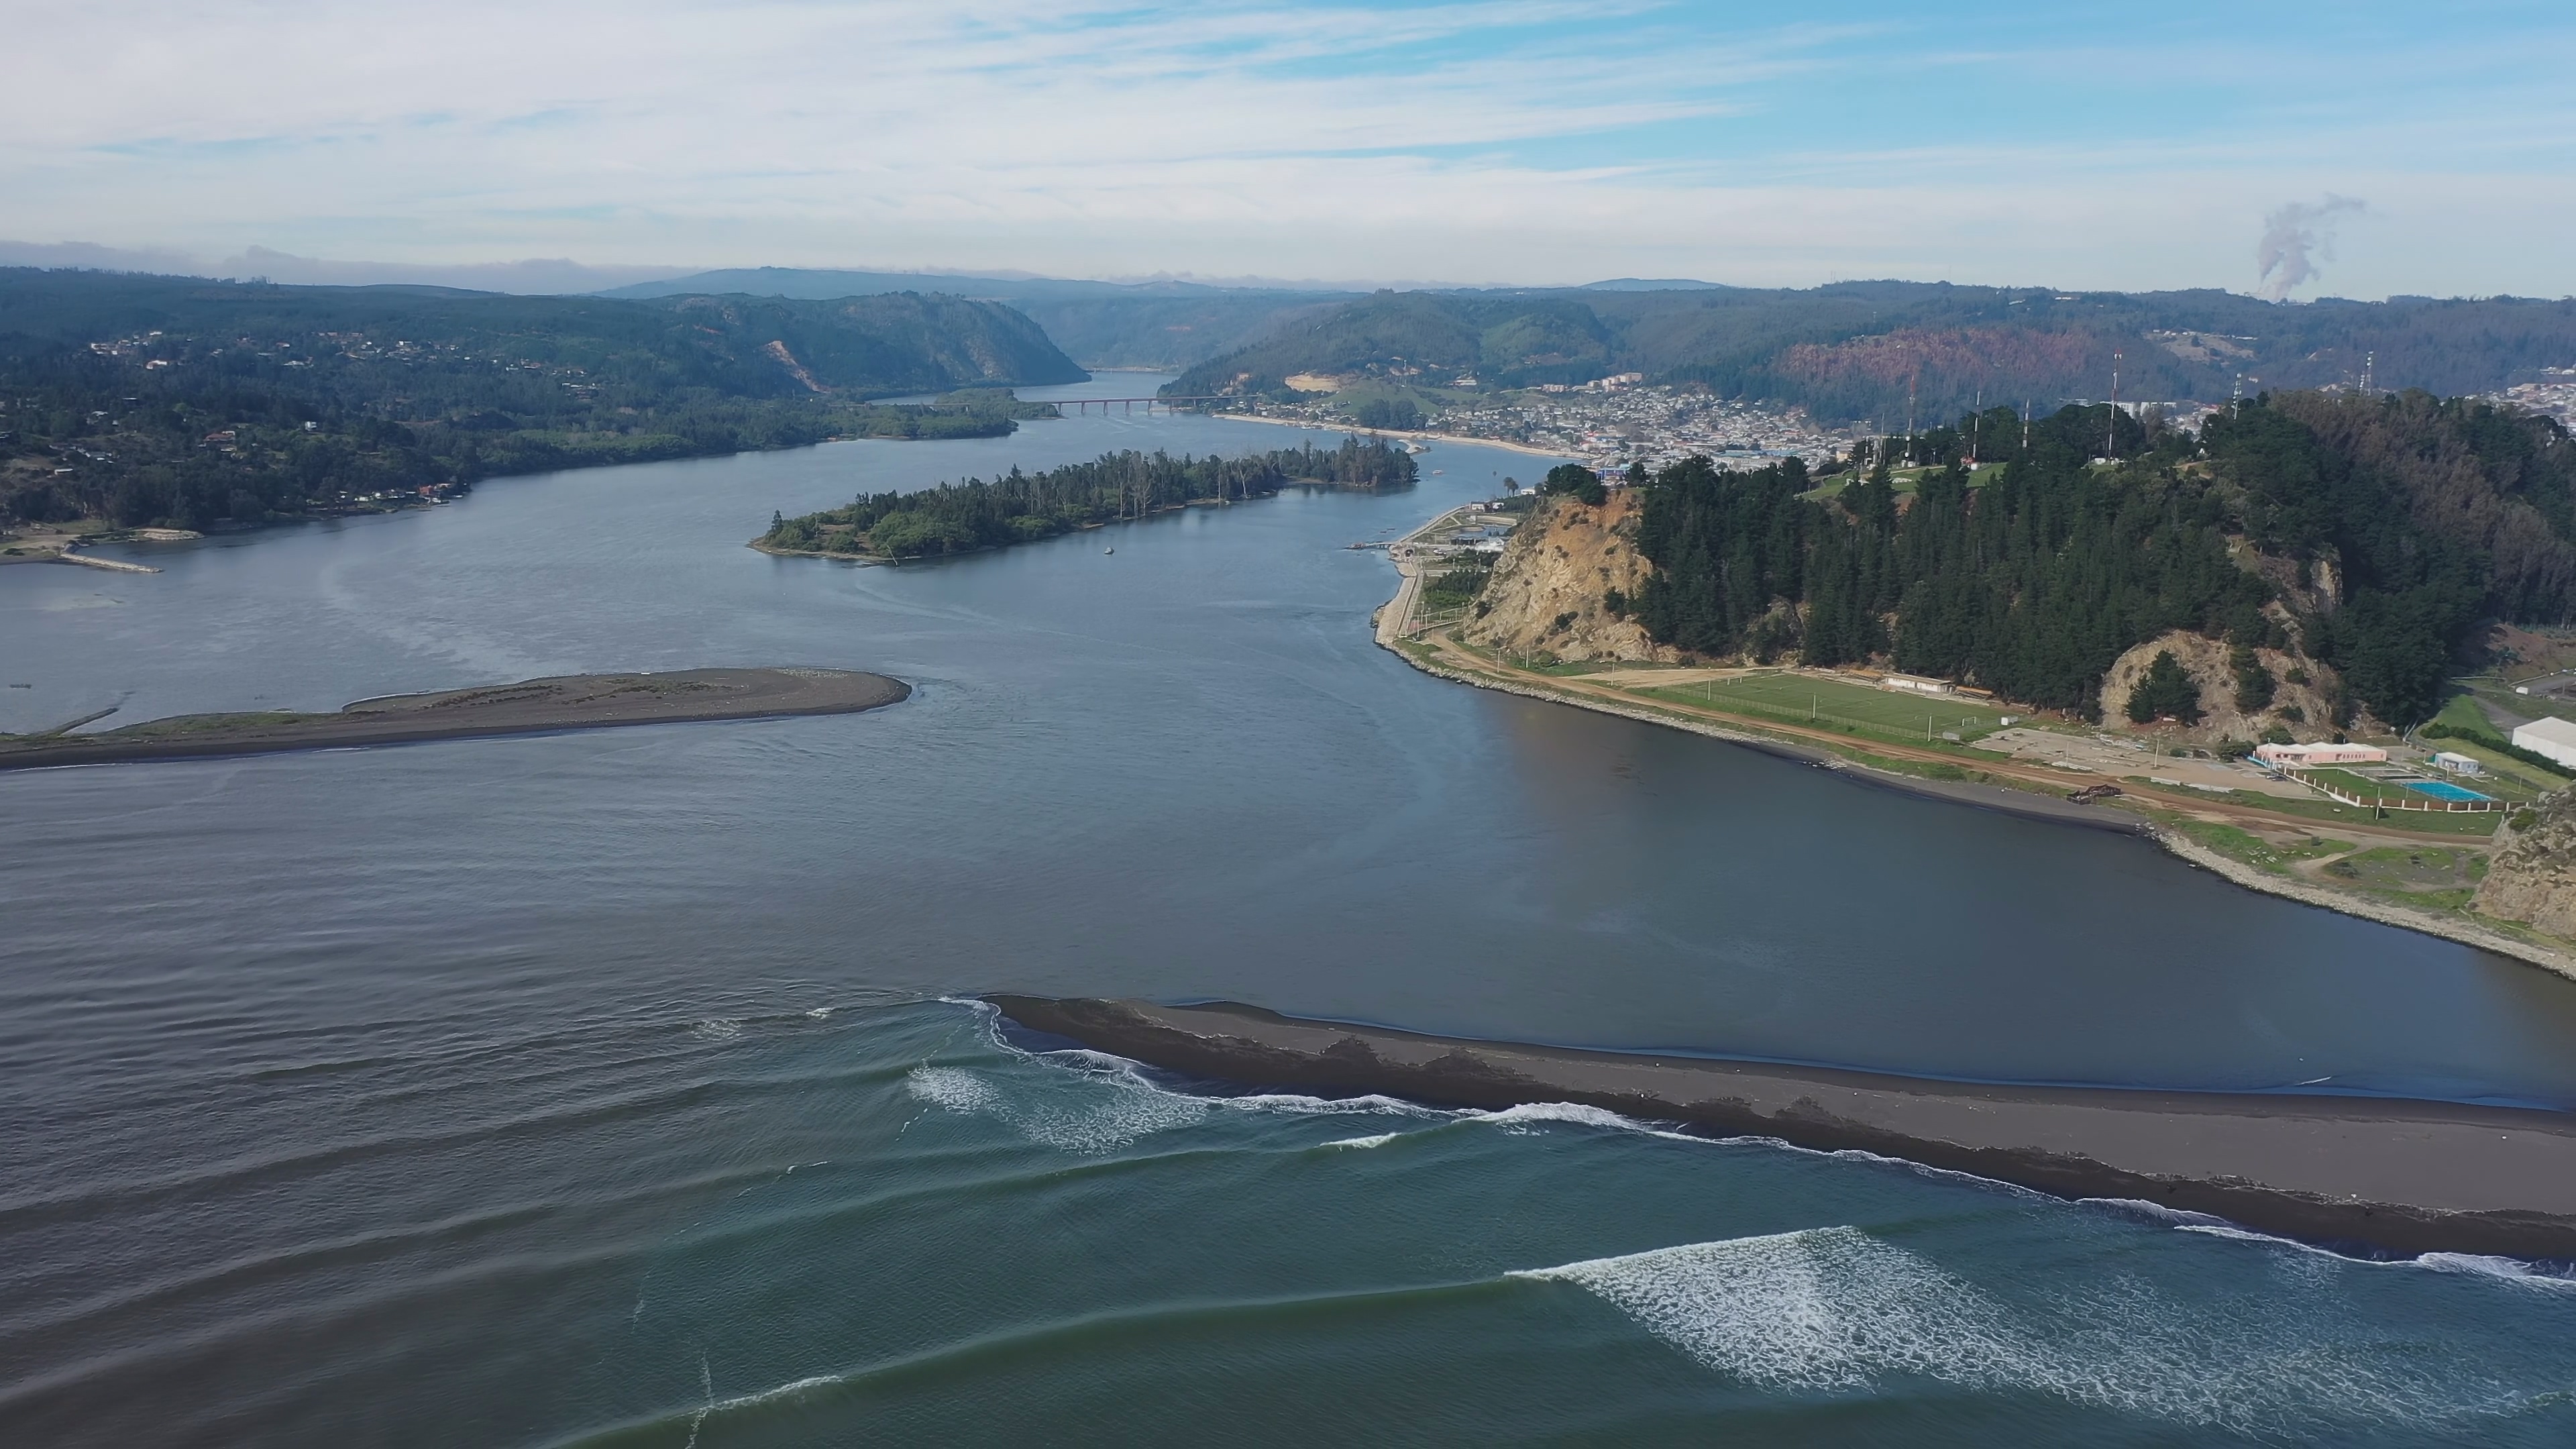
[2, 1, 2571, 295]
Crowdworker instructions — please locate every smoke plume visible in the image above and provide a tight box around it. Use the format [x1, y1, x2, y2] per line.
[2256, 195, 2365, 301]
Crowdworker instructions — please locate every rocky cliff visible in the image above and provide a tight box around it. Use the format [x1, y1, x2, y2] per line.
[2474, 792, 2576, 938]
[2096, 616, 2359, 743]
[1458, 492, 1673, 664]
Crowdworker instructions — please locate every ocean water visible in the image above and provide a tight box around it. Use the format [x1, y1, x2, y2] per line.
[5, 377, 2576, 1444]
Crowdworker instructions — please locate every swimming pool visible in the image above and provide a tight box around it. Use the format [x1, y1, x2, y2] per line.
[2401, 779, 2495, 802]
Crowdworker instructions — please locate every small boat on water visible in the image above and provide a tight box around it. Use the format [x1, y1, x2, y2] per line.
[1104, 547, 1114, 555]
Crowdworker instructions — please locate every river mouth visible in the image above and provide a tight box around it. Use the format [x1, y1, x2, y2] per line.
[10, 379, 2576, 1444]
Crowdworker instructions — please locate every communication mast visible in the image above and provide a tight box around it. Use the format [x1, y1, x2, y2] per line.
[2105, 352, 2121, 459]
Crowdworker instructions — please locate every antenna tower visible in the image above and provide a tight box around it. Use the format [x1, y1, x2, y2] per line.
[2106, 352, 2121, 458]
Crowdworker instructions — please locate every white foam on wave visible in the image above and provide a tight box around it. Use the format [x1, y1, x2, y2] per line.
[691, 1018, 743, 1042]
[1513, 1226, 2528, 1432]
[1515, 1227, 2004, 1392]
[2414, 1252, 2576, 1289]
[906, 1065, 1003, 1115]
[1322, 1132, 1405, 1150]
[2079, 1197, 2235, 1229]
[904, 1059, 1208, 1153]
[1467, 1101, 1641, 1133]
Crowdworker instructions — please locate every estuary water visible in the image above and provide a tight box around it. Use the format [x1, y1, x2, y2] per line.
[5, 376, 2575, 1444]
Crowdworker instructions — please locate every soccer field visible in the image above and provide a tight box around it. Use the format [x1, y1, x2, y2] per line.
[1635, 670, 2012, 740]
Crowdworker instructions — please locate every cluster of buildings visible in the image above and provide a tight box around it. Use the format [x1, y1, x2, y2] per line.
[1244, 383, 1854, 471]
[2493, 369, 2576, 433]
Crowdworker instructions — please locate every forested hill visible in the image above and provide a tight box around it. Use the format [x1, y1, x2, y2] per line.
[1163, 285, 2576, 427]
[0, 270, 1084, 530]
[599, 266, 1348, 370]
[759, 437, 1415, 559]
[1614, 390, 2576, 729]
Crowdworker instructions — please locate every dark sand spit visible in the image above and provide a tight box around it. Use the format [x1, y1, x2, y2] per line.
[991, 996, 2576, 1260]
[0, 667, 909, 771]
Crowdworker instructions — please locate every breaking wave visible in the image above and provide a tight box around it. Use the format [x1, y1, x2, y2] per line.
[1513, 1225, 2540, 1432]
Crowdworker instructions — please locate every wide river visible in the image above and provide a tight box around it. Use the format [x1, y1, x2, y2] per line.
[5, 376, 2575, 1445]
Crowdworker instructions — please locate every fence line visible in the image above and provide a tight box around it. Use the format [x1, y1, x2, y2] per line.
[2287, 768, 2497, 813]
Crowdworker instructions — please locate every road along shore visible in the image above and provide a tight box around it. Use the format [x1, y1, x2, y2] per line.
[0, 667, 909, 771]
[990, 996, 2576, 1260]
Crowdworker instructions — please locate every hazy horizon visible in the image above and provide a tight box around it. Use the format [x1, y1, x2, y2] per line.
[1, 239, 2562, 305]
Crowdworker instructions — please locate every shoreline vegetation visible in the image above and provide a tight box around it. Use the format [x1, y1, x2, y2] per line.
[754, 437, 1416, 561]
[0, 667, 908, 771]
[1368, 519, 2576, 980]
[989, 996, 2576, 1259]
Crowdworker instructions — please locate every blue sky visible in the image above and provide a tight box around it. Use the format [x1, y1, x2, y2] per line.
[3, 1, 2571, 296]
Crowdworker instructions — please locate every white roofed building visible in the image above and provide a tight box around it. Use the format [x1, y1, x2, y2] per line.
[2512, 716, 2576, 771]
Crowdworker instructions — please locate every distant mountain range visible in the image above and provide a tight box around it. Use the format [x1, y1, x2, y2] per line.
[1162, 283, 2576, 426]
[9, 250, 2575, 428]
[598, 268, 1356, 372]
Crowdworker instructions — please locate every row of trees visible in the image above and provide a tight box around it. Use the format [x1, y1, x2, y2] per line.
[1624, 392, 2576, 725]
[761, 437, 1417, 559]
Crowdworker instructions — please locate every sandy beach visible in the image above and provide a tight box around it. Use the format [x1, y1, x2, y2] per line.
[991, 995, 2576, 1259]
[0, 667, 909, 771]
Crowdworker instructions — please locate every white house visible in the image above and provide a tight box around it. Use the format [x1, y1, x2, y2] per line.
[2428, 751, 2484, 775]
[2512, 716, 2576, 771]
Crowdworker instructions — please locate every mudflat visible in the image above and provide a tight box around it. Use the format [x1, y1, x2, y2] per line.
[990, 995, 2576, 1260]
[0, 667, 909, 771]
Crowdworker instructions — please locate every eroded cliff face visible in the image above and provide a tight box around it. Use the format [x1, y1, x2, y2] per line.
[1458, 492, 1674, 663]
[2475, 792, 2576, 938]
[2096, 618, 2360, 743]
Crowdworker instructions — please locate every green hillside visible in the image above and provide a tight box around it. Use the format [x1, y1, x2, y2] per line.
[0, 270, 1084, 530]
[598, 266, 1351, 368]
[1616, 389, 2576, 727]
[1165, 284, 2576, 427]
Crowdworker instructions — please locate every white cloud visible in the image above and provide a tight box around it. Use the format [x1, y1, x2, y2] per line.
[2, 1, 2570, 296]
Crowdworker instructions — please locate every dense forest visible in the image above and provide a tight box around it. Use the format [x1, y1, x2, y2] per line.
[1623, 390, 2576, 727]
[0, 270, 1083, 529]
[1163, 284, 2576, 428]
[760, 437, 1415, 559]
[603, 266, 1344, 370]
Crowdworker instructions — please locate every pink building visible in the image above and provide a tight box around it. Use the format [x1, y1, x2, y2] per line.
[2253, 742, 2388, 769]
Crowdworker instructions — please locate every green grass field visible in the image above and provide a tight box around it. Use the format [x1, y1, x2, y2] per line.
[2408, 739, 2560, 800]
[1634, 670, 2012, 739]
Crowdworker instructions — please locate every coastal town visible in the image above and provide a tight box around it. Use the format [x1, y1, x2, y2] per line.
[1228, 378, 1860, 472]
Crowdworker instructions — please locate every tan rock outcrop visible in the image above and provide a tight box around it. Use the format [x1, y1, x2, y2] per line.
[1459, 492, 1674, 664]
[2475, 792, 2576, 938]
[2096, 622, 2353, 743]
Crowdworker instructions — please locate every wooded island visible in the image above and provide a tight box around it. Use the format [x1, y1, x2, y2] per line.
[757, 437, 1417, 559]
